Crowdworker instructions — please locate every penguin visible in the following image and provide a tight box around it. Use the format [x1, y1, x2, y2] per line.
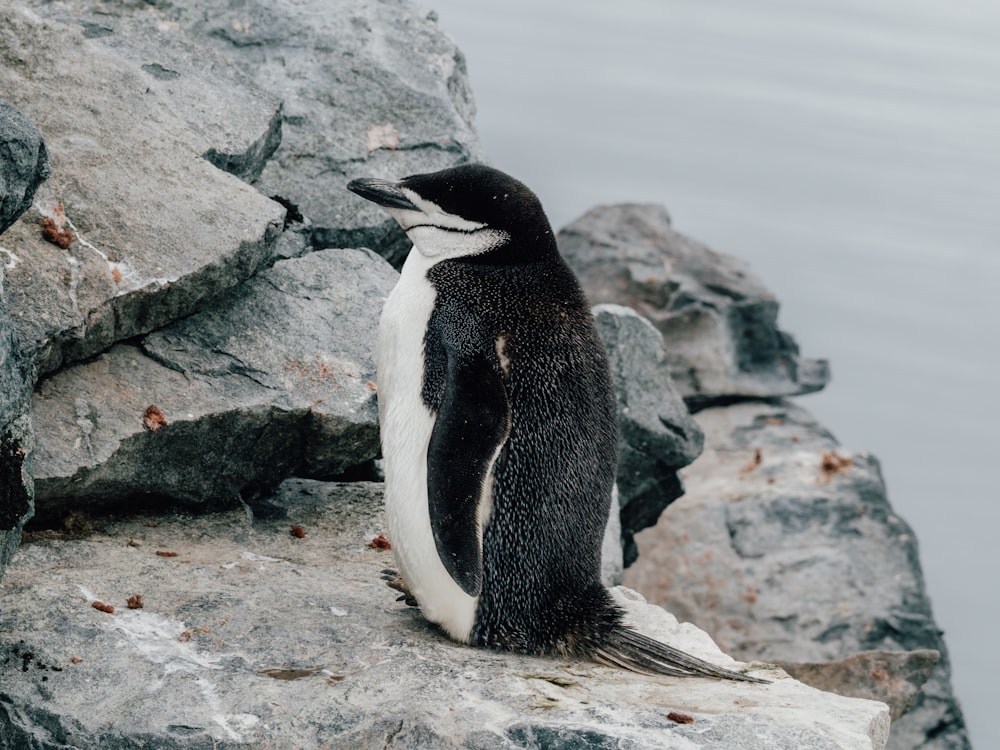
[347, 164, 764, 683]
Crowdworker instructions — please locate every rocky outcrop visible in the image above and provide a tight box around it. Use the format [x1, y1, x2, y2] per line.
[3, 0, 482, 378]
[1, 0, 483, 521]
[1, 480, 889, 750]
[30, 249, 394, 524]
[775, 649, 941, 723]
[0, 5, 287, 378]
[0, 100, 45, 578]
[38, 0, 482, 267]
[623, 400, 968, 749]
[567, 204, 968, 748]
[559, 204, 830, 408]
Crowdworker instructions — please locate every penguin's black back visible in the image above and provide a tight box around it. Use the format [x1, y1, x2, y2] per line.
[422, 249, 621, 656]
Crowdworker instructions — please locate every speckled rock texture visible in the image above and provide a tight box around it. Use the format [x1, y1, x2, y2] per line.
[624, 400, 968, 750]
[0, 99, 50, 235]
[30, 249, 395, 523]
[0, 98, 44, 580]
[0, 4, 286, 377]
[105, 0, 484, 265]
[1, 480, 889, 750]
[0, 295, 33, 579]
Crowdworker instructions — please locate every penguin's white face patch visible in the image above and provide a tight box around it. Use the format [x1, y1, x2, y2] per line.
[384, 188, 510, 260]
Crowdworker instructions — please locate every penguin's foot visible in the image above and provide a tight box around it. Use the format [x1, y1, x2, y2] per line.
[381, 569, 418, 607]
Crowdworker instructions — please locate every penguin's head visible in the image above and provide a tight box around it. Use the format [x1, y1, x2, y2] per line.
[347, 164, 556, 262]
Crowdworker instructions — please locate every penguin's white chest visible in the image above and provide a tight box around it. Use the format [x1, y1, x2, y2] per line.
[376, 248, 479, 642]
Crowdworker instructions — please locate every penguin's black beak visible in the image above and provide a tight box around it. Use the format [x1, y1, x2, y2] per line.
[347, 177, 420, 212]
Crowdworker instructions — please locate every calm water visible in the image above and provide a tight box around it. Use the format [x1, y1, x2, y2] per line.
[427, 1, 1000, 746]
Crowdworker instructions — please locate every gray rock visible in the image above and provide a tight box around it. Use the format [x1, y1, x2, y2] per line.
[0, 95, 40, 575]
[623, 400, 969, 750]
[594, 304, 704, 565]
[0, 5, 286, 377]
[559, 204, 830, 407]
[0, 298, 34, 577]
[1, 480, 888, 749]
[0, 99, 50, 235]
[775, 649, 940, 722]
[25, 0, 284, 185]
[147, 0, 483, 266]
[600, 486, 623, 587]
[30, 248, 395, 522]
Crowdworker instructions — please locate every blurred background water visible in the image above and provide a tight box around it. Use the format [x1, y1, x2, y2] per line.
[426, 1, 999, 746]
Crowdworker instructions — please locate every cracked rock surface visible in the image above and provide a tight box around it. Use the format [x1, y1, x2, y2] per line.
[624, 400, 968, 750]
[0, 5, 286, 377]
[30, 248, 394, 522]
[1, 480, 889, 750]
[141, 0, 484, 266]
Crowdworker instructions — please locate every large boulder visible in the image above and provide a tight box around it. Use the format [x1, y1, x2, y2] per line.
[1, 480, 889, 749]
[30, 248, 394, 523]
[559, 204, 830, 408]
[623, 400, 969, 750]
[0, 4, 287, 377]
[126, 0, 484, 266]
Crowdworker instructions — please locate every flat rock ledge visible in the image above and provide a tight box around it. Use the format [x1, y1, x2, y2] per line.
[1, 480, 889, 750]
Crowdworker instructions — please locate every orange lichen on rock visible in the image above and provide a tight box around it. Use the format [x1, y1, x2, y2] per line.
[142, 404, 167, 432]
[40, 217, 73, 249]
[39, 202, 73, 248]
[819, 451, 853, 482]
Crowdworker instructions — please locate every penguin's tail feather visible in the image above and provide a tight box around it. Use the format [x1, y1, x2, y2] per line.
[592, 626, 769, 684]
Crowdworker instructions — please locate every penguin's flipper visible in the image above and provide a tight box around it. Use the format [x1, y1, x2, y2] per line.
[427, 350, 510, 598]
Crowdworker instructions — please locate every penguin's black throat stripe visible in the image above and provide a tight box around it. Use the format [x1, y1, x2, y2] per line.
[405, 223, 489, 235]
